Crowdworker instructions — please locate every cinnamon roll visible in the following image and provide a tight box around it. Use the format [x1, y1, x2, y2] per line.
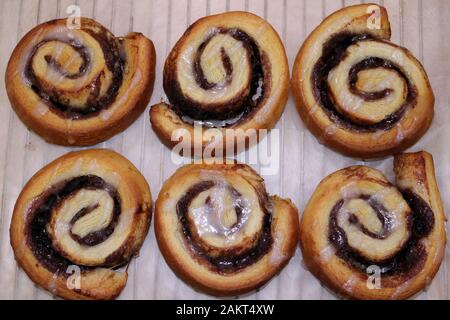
[6, 18, 155, 146]
[150, 11, 289, 154]
[155, 163, 298, 296]
[10, 149, 152, 299]
[299, 151, 446, 299]
[292, 4, 434, 158]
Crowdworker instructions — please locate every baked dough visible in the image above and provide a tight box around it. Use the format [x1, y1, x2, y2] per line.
[299, 151, 446, 299]
[155, 163, 298, 296]
[6, 18, 155, 146]
[150, 11, 289, 155]
[291, 4, 434, 158]
[10, 149, 152, 299]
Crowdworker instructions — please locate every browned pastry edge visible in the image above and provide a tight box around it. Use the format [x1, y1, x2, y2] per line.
[157, 195, 298, 297]
[299, 151, 446, 300]
[5, 18, 156, 146]
[154, 164, 299, 296]
[291, 4, 434, 159]
[150, 11, 289, 156]
[149, 103, 272, 157]
[10, 149, 152, 300]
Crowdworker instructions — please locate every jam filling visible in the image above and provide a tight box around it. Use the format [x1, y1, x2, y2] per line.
[24, 27, 124, 119]
[164, 27, 270, 126]
[25, 175, 121, 275]
[176, 180, 273, 273]
[329, 190, 434, 283]
[312, 32, 417, 132]
[344, 195, 393, 240]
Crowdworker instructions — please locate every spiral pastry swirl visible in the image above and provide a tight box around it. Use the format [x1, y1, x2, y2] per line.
[291, 4, 434, 158]
[10, 149, 152, 299]
[155, 163, 298, 296]
[299, 151, 446, 299]
[150, 11, 289, 154]
[6, 18, 156, 146]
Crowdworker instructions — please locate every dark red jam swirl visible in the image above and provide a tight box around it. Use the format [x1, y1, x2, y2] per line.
[24, 23, 124, 120]
[344, 195, 394, 240]
[164, 27, 269, 126]
[329, 190, 434, 283]
[176, 180, 273, 274]
[312, 32, 417, 132]
[25, 175, 121, 275]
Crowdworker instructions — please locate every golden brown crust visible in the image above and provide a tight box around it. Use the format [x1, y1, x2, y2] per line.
[5, 18, 156, 146]
[155, 163, 298, 296]
[10, 149, 152, 300]
[291, 4, 434, 158]
[150, 11, 289, 155]
[299, 151, 446, 299]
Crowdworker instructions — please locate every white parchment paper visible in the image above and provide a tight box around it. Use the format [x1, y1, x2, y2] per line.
[0, 0, 448, 300]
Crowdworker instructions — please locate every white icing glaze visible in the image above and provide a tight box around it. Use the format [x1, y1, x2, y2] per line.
[34, 101, 50, 117]
[87, 159, 100, 171]
[390, 279, 412, 299]
[48, 272, 59, 295]
[337, 181, 410, 261]
[319, 245, 336, 263]
[324, 124, 338, 137]
[395, 122, 405, 143]
[70, 157, 84, 176]
[269, 231, 286, 265]
[99, 109, 113, 121]
[342, 275, 357, 294]
[100, 68, 142, 121]
[190, 184, 251, 241]
[339, 182, 360, 199]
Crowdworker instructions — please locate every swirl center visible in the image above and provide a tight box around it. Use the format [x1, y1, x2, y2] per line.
[312, 32, 417, 131]
[26, 175, 123, 271]
[176, 180, 272, 273]
[328, 184, 434, 284]
[165, 27, 268, 125]
[24, 25, 124, 119]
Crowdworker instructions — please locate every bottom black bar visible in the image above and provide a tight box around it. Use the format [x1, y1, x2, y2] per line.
[0, 299, 443, 318]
